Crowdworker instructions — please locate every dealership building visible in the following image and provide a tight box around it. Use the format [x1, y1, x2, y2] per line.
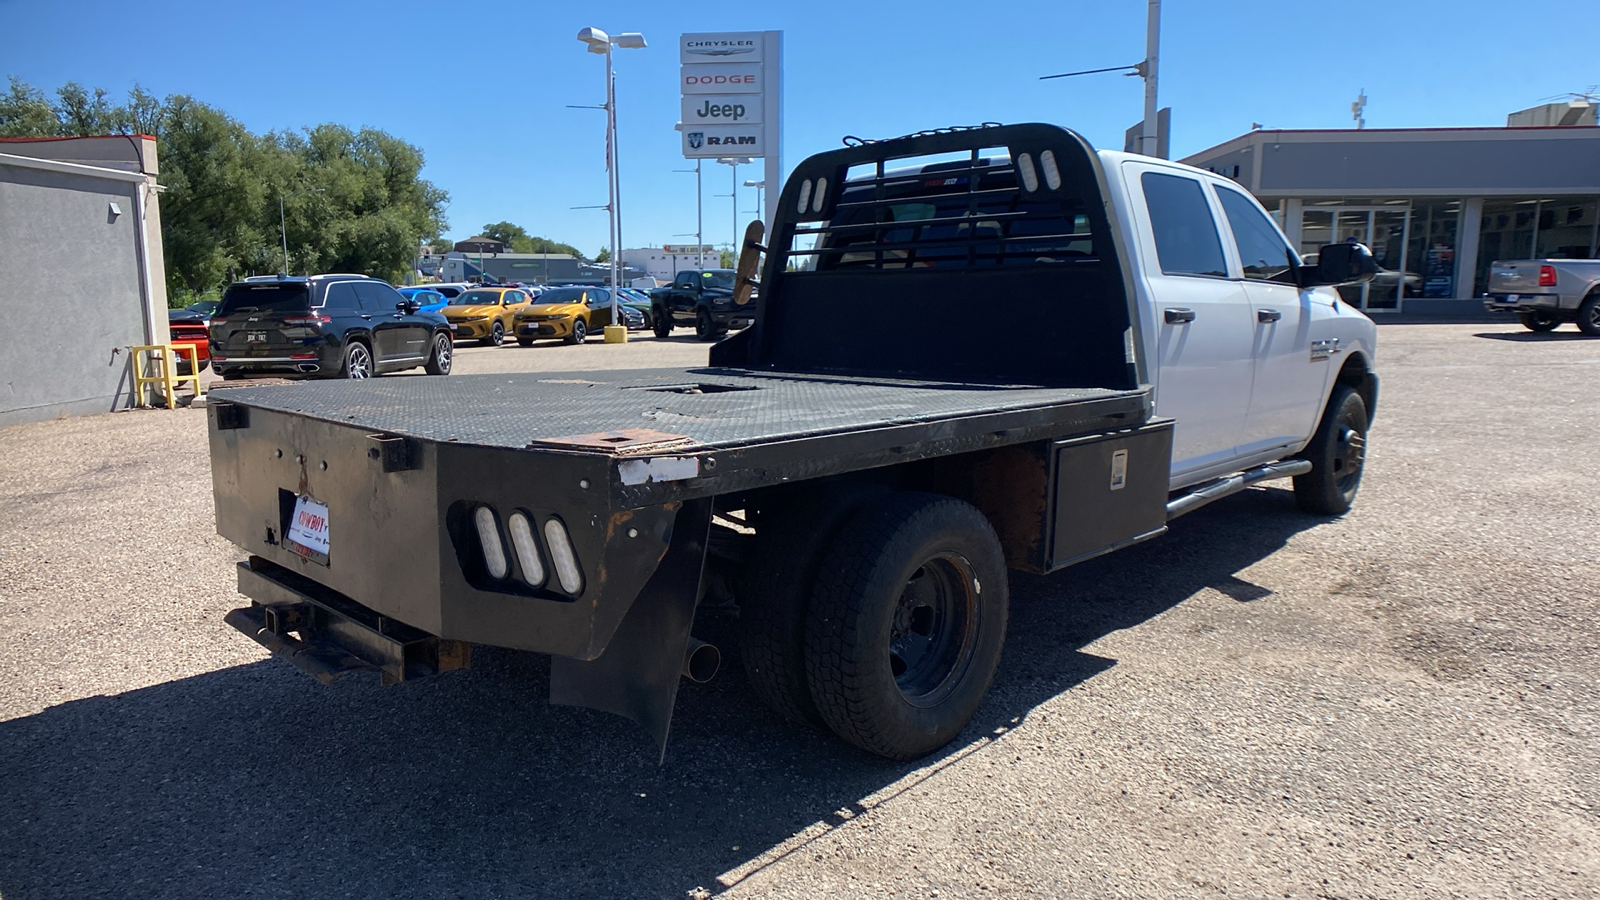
[1182, 104, 1600, 316]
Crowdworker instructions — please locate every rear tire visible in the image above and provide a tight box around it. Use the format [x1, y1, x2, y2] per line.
[805, 492, 1009, 760]
[653, 309, 672, 338]
[1577, 293, 1600, 337]
[424, 332, 452, 375]
[342, 341, 373, 379]
[1294, 385, 1368, 515]
[1519, 310, 1561, 332]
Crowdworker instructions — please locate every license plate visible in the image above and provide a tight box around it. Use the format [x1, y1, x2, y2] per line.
[285, 495, 330, 564]
[1504, 294, 1518, 303]
[247, 330, 267, 342]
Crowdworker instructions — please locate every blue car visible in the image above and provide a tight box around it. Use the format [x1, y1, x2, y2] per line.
[397, 287, 448, 314]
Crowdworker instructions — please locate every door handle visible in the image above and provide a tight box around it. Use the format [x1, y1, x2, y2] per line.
[1257, 308, 1282, 323]
[1164, 307, 1196, 324]
[360, 314, 372, 320]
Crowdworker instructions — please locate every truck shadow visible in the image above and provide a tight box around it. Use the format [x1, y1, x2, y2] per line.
[1472, 330, 1596, 341]
[0, 488, 1317, 900]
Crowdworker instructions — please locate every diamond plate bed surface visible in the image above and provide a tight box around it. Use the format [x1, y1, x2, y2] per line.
[211, 368, 1144, 452]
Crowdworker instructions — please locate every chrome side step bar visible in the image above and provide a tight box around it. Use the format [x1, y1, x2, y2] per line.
[1165, 459, 1312, 521]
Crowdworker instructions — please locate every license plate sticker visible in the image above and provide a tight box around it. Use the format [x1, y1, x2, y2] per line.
[286, 495, 331, 564]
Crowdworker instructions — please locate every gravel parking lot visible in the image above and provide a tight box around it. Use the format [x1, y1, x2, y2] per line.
[1, 323, 1596, 899]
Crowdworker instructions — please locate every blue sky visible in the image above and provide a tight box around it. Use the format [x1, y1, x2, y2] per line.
[5, 0, 1596, 255]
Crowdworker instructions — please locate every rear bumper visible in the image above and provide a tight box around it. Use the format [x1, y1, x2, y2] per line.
[227, 557, 471, 684]
[207, 402, 683, 661]
[1484, 293, 1563, 312]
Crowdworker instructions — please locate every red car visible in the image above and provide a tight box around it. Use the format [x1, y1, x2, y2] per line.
[168, 319, 210, 375]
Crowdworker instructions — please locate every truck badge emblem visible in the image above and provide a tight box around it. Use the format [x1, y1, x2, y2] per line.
[687, 132, 704, 150]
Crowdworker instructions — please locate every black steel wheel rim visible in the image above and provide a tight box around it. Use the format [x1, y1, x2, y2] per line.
[1331, 416, 1365, 495]
[346, 345, 372, 378]
[434, 335, 451, 372]
[890, 553, 980, 707]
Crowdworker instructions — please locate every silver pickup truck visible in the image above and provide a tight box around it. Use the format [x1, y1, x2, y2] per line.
[1484, 259, 1600, 334]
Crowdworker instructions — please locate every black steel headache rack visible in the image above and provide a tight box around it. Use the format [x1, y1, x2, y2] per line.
[711, 122, 1147, 393]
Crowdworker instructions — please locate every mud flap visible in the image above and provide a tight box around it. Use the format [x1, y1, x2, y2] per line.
[549, 498, 714, 762]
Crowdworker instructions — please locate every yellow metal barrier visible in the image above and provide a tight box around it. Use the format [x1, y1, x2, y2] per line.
[129, 343, 205, 409]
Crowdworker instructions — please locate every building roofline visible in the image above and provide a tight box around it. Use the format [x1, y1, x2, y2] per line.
[1184, 123, 1600, 165]
[0, 151, 151, 184]
[0, 134, 157, 143]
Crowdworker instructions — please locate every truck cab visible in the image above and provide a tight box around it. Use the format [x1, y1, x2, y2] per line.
[649, 268, 753, 341]
[1097, 153, 1377, 489]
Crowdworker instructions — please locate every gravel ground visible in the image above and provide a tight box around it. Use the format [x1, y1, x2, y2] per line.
[0, 323, 1596, 899]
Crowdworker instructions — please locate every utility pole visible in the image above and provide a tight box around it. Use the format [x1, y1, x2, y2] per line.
[1142, 0, 1161, 158]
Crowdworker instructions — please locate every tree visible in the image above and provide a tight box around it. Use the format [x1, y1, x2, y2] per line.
[595, 247, 611, 264]
[719, 248, 736, 268]
[5, 77, 452, 292]
[0, 77, 61, 137]
[480, 221, 531, 246]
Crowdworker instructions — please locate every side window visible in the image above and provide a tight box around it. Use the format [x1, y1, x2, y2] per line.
[1140, 172, 1228, 278]
[503, 291, 521, 305]
[1216, 186, 1297, 282]
[352, 282, 395, 312]
[675, 272, 696, 289]
[323, 282, 359, 310]
[589, 289, 609, 306]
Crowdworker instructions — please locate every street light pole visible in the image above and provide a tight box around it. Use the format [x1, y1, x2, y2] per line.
[279, 194, 289, 274]
[673, 162, 706, 267]
[578, 26, 647, 334]
[717, 157, 751, 264]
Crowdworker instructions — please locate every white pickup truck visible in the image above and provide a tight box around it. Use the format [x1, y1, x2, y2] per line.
[208, 123, 1379, 760]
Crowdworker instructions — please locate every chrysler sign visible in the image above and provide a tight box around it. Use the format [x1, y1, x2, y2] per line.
[680, 33, 763, 64]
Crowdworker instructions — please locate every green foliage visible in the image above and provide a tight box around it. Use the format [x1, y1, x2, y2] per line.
[2, 77, 451, 293]
[719, 248, 735, 268]
[480, 221, 583, 258]
[594, 246, 611, 264]
[0, 77, 59, 136]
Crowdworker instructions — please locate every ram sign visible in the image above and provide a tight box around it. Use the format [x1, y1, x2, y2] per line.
[681, 126, 764, 157]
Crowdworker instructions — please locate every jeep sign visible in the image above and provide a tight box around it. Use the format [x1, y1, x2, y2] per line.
[680, 64, 762, 94]
[681, 94, 762, 125]
[680, 126, 764, 158]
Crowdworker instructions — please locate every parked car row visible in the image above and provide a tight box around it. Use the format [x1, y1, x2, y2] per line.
[194, 274, 714, 383]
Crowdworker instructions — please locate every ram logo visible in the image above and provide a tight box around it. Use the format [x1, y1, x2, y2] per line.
[687, 132, 704, 150]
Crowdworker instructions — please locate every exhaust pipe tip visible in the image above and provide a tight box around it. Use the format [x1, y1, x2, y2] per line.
[682, 637, 720, 684]
[297, 364, 320, 373]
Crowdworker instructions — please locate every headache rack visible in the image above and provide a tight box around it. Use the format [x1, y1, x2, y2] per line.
[711, 122, 1147, 393]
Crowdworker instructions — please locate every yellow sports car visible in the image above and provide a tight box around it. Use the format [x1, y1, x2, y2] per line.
[440, 286, 534, 346]
[513, 286, 631, 346]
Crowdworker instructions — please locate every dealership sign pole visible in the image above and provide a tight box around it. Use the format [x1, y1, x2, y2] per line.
[677, 30, 782, 246]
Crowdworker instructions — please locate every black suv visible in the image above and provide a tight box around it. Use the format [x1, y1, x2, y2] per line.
[210, 275, 454, 379]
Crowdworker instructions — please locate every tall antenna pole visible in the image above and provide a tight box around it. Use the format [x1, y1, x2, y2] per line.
[1142, 0, 1160, 157]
